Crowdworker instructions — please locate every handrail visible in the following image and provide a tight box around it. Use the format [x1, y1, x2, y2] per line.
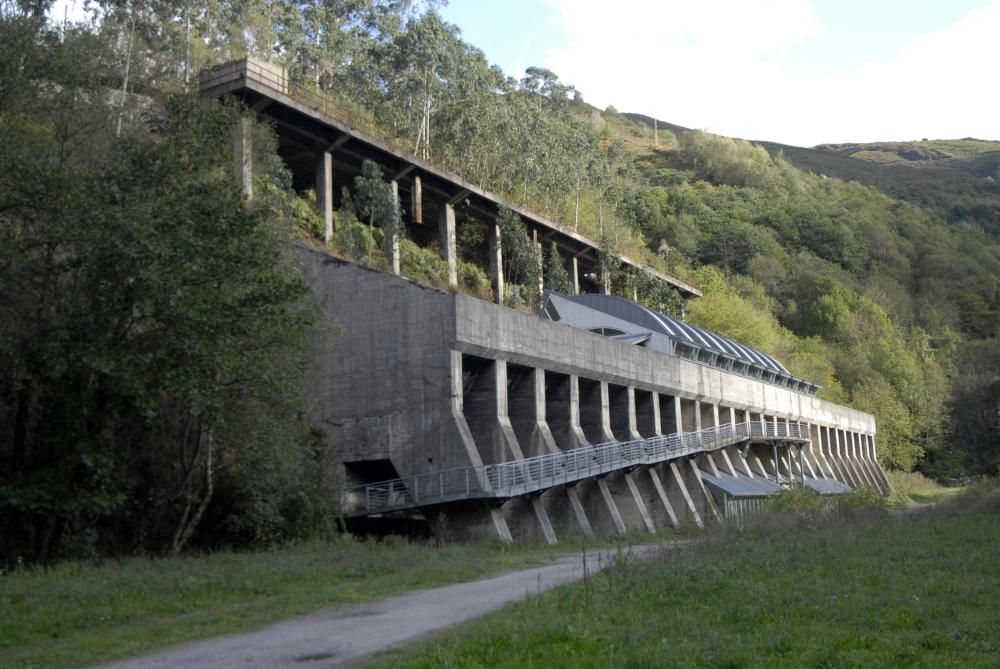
[344, 420, 810, 516]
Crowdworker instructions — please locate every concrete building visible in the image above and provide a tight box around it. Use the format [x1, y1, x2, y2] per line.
[200, 58, 888, 543]
[300, 249, 887, 543]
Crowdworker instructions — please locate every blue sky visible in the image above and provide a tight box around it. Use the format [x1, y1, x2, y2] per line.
[441, 0, 1000, 146]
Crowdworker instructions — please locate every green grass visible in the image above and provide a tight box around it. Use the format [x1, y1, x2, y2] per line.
[886, 470, 961, 507]
[369, 490, 1000, 668]
[0, 533, 660, 669]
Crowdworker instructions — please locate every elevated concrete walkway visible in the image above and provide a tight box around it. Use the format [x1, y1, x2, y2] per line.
[345, 420, 809, 516]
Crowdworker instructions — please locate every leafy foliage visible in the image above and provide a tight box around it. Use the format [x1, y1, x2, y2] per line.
[0, 21, 331, 562]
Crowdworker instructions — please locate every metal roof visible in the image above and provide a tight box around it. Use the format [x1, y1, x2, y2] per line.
[803, 478, 853, 494]
[568, 293, 789, 374]
[699, 472, 784, 497]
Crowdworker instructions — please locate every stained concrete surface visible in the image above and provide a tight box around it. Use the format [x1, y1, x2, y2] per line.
[95, 543, 672, 669]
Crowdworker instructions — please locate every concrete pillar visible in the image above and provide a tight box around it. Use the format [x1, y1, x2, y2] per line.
[316, 150, 332, 243]
[493, 360, 526, 462]
[669, 461, 702, 528]
[626, 387, 641, 440]
[568, 375, 589, 448]
[448, 351, 488, 477]
[489, 222, 504, 305]
[462, 357, 524, 465]
[688, 458, 723, 524]
[601, 266, 611, 295]
[651, 392, 663, 435]
[531, 368, 558, 454]
[834, 429, 859, 487]
[386, 180, 400, 274]
[542, 486, 593, 537]
[235, 116, 253, 201]
[544, 371, 587, 451]
[647, 466, 680, 528]
[599, 382, 615, 443]
[869, 434, 891, 493]
[824, 426, 849, 484]
[852, 432, 878, 489]
[674, 396, 684, 432]
[531, 496, 557, 544]
[439, 203, 457, 287]
[565, 487, 595, 536]
[597, 479, 627, 535]
[411, 175, 423, 224]
[844, 430, 867, 488]
[571, 256, 580, 295]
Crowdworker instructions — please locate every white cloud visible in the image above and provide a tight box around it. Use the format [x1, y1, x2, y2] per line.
[545, 0, 1000, 146]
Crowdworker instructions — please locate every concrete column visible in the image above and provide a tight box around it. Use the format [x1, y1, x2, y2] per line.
[648, 467, 680, 529]
[624, 472, 656, 533]
[688, 458, 723, 524]
[530, 496, 557, 544]
[492, 360, 526, 462]
[834, 429, 860, 487]
[669, 461, 702, 528]
[568, 375, 589, 448]
[651, 392, 663, 435]
[489, 222, 504, 305]
[386, 180, 400, 274]
[411, 175, 423, 224]
[235, 116, 253, 201]
[869, 434, 891, 493]
[530, 368, 558, 454]
[565, 487, 595, 536]
[599, 382, 615, 443]
[674, 396, 684, 432]
[571, 256, 580, 295]
[316, 150, 332, 243]
[544, 371, 587, 451]
[597, 479, 627, 535]
[842, 430, 864, 487]
[542, 486, 593, 537]
[448, 351, 487, 475]
[439, 203, 457, 286]
[852, 432, 878, 489]
[626, 387, 641, 440]
[824, 426, 849, 484]
[810, 424, 835, 478]
[601, 266, 611, 295]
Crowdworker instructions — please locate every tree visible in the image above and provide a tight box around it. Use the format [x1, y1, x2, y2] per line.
[0, 24, 323, 561]
[498, 205, 541, 306]
[544, 242, 573, 295]
[353, 159, 402, 265]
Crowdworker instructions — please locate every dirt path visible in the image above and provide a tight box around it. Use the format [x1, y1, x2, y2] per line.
[96, 542, 671, 669]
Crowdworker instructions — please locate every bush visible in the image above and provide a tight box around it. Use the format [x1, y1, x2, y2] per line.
[459, 261, 493, 300]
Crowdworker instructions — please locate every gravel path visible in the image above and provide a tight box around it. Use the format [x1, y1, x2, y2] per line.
[96, 542, 670, 669]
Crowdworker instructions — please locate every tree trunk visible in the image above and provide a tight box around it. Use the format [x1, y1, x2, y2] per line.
[116, 6, 137, 137]
[171, 429, 215, 554]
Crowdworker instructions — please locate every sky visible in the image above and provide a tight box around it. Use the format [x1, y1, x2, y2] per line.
[441, 0, 1000, 147]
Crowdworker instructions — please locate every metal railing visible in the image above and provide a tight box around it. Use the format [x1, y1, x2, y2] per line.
[344, 420, 809, 516]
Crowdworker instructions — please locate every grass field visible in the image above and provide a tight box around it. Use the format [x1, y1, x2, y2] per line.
[370, 487, 1000, 668]
[0, 532, 658, 669]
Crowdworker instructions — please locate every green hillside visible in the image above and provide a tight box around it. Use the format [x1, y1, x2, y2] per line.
[2, 1, 998, 563]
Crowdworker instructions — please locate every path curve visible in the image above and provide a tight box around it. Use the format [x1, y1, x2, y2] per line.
[97, 542, 673, 669]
